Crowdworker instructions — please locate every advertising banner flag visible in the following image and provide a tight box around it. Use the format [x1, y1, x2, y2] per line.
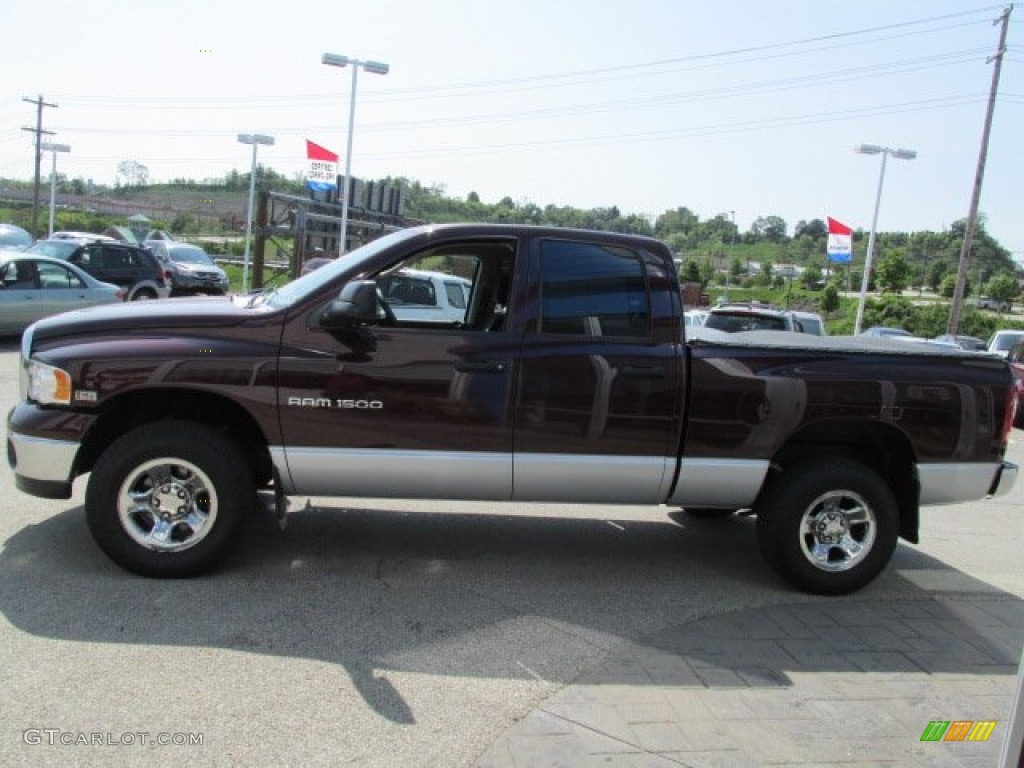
[306, 141, 338, 192]
[827, 217, 853, 263]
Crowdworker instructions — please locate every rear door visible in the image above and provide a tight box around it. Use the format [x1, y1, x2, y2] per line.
[513, 235, 684, 503]
[37, 259, 108, 315]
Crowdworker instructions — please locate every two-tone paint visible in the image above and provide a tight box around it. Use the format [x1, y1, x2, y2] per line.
[7, 225, 1018, 538]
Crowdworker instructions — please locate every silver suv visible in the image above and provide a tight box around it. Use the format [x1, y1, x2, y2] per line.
[145, 241, 229, 296]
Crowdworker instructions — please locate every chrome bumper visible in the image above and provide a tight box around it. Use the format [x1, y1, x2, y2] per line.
[7, 432, 78, 499]
[988, 460, 1018, 499]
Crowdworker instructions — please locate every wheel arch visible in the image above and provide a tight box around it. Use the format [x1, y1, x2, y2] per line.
[127, 281, 161, 300]
[76, 388, 274, 487]
[764, 418, 920, 543]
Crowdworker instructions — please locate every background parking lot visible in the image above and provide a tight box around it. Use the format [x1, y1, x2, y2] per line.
[0, 339, 1021, 766]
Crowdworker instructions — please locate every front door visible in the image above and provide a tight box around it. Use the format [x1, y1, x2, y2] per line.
[276, 237, 520, 500]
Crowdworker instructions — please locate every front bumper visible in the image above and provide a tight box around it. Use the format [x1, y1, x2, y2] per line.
[6, 431, 78, 499]
[171, 272, 229, 294]
[7, 402, 90, 500]
[988, 460, 1018, 499]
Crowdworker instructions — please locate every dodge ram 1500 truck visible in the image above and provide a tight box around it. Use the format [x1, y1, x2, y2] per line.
[7, 223, 1018, 594]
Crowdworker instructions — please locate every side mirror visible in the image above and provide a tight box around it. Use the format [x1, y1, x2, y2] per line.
[318, 280, 379, 329]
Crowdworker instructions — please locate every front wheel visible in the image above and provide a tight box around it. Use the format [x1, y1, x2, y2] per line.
[86, 421, 255, 577]
[756, 457, 899, 595]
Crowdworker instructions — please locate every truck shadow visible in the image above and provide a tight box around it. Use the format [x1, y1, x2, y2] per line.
[0, 502, 1020, 725]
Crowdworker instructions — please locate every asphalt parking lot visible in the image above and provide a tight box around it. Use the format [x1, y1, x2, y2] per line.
[0, 339, 1021, 766]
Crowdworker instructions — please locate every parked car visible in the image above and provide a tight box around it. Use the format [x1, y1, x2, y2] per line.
[987, 329, 1024, 359]
[974, 295, 1011, 312]
[26, 240, 169, 301]
[792, 310, 827, 336]
[0, 223, 33, 251]
[703, 302, 800, 333]
[49, 231, 116, 242]
[376, 268, 472, 325]
[144, 241, 229, 296]
[301, 256, 334, 276]
[0, 254, 123, 335]
[861, 326, 915, 339]
[932, 334, 987, 351]
[683, 309, 709, 328]
[1008, 341, 1024, 428]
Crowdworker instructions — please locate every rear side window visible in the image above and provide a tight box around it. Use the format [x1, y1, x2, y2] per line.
[539, 240, 649, 338]
[101, 247, 131, 269]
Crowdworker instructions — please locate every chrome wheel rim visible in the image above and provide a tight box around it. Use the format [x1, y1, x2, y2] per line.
[117, 458, 217, 552]
[798, 490, 876, 572]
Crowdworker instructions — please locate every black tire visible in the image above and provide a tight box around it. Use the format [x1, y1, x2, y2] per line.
[755, 457, 899, 595]
[86, 421, 255, 577]
[131, 289, 156, 301]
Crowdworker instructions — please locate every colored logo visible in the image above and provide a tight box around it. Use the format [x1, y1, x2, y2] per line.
[920, 720, 997, 742]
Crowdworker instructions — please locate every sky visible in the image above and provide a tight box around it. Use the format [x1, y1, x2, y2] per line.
[1, 1, 1022, 258]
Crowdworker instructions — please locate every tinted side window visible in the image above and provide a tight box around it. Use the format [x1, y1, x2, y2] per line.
[102, 247, 131, 270]
[539, 240, 649, 338]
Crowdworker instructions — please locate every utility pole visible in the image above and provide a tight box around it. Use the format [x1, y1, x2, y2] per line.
[21, 95, 58, 237]
[947, 4, 1012, 335]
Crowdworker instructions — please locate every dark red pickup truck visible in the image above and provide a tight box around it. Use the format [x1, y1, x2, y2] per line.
[6, 224, 1019, 594]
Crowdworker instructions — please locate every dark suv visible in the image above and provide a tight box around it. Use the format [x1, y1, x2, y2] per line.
[26, 239, 169, 301]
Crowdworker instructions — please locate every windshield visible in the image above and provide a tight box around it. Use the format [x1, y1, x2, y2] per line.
[705, 312, 788, 332]
[168, 246, 214, 265]
[992, 332, 1024, 351]
[27, 241, 78, 259]
[263, 228, 420, 310]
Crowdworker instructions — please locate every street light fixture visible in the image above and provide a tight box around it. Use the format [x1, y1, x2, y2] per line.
[852, 143, 917, 335]
[237, 133, 275, 294]
[322, 52, 390, 257]
[40, 142, 70, 238]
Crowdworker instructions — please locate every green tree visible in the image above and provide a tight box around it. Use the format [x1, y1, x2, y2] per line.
[794, 219, 827, 239]
[655, 207, 699, 238]
[939, 274, 966, 299]
[801, 264, 823, 289]
[985, 274, 1018, 306]
[875, 253, 912, 294]
[751, 215, 787, 242]
[927, 260, 949, 291]
[820, 284, 840, 314]
[680, 259, 701, 283]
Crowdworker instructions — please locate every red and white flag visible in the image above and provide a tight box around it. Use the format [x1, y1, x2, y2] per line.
[306, 140, 338, 192]
[826, 217, 853, 263]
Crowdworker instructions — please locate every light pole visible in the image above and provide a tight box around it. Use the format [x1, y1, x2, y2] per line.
[237, 133, 274, 294]
[40, 142, 70, 238]
[322, 52, 389, 257]
[852, 144, 916, 335]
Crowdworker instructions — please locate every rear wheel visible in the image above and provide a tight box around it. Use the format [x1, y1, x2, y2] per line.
[756, 457, 899, 595]
[86, 421, 254, 577]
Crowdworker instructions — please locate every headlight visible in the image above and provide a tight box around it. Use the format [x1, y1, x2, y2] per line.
[25, 360, 73, 405]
